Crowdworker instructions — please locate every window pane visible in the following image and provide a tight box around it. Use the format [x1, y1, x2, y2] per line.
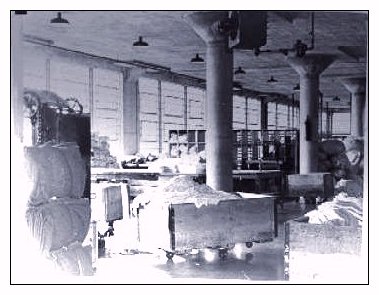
[50, 59, 90, 113]
[233, 95, 246, 129]
[247, 98, 261, 130]
[187, 86, 205, 129]
[92, 68, 122, 156]
[332, 112, 350, 135]
[139, 78, 159, 154]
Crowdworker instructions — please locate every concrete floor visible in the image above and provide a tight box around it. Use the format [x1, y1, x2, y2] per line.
[90, 200, 315, 284]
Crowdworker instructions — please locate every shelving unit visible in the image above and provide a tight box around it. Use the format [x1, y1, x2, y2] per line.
[168, 130, 206, 158]
[168, 129, 299, 174]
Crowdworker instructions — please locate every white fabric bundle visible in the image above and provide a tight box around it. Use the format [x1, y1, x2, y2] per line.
[26, 198, 91, 253]
[25, 143, 72, 203]
[305, 193, 363, 226]
[54, 142, 86, 198]
[49, 242, 93, 276]
[25, 142, 87, 203]
[132, 175, 241, 210]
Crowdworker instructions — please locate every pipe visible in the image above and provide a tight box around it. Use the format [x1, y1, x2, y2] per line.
[309, 12, 315, 50]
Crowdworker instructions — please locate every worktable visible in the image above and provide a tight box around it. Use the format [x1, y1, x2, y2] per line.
[91, 168, 283, 195]
[91, 167, 160, 182]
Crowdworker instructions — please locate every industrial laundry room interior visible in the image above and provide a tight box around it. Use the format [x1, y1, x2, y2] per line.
[10, 10, 368, 284]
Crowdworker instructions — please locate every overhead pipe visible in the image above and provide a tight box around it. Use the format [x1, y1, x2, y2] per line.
[309, 11, 315, 51]
[254, 12, 315, 58]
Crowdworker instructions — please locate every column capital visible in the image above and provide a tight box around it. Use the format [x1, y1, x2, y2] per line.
[340, 77, 366, 94]
[123, 68, 145, 82]
[287, 53, 336, 77]
[184, 11, 229, 44]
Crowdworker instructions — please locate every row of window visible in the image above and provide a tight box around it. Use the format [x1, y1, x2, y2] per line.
[139, 78, 303, 155]
[23, 47, 351, 158]
[23, 48, 123, 156]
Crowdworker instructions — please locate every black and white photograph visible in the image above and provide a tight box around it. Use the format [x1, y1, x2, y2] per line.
[8, 5, 372, 286]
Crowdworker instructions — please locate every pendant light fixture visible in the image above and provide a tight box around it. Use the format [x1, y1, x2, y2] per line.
[234, 66, 246, 75]
[191, 53, 204, 63]
[50, 12, 69, 24]
[133, 36, 149, 47]
[267, 76, 278, 83]
[49, 12, 70, 33]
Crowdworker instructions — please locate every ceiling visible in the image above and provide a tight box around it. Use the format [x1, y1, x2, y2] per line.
[21, 11, 368, 109]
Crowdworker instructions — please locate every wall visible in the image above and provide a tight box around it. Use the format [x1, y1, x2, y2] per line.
[23, 43, 123, 156]
[138, 78, 269, 156]
[23, 42, 350, 160]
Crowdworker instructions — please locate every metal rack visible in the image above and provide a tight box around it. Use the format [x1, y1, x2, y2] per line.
[168, 130, 206, 157]
[168, 129, 299, 174]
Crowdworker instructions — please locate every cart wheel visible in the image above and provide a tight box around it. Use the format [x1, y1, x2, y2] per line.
[245, 242, 253, 248]
[218, 248, 228, 260]
[166, 252, 174, 260]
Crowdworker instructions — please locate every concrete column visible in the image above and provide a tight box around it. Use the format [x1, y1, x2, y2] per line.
[89, 68, 94, 131]
[122, 69, 144, 155]
[340, 77, 366, 138]
[184, 86, 188, 130]
[288, 54, 335, 174]
[363, 80, 368, 199]
[158, 80, 162, 154]
[185, 11, 233, 192]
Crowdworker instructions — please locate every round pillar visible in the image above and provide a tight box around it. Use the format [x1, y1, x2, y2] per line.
[341, 77, 366, 138]
[206, 41, 233, 191]
[288, 54, 335, 174]
[299, 74, 320, 173]
[185, 12, 233, 191]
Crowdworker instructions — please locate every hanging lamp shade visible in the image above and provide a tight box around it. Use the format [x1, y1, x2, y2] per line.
[191, 53, 204, 63]
[50, 12, 69, 24]
[267, 76, 278, 83]
[133, 36, 149, 47]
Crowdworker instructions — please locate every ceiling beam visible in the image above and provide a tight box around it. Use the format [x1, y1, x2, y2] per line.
[23, 38, 126, 72]
[24, 36, 300, 108]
